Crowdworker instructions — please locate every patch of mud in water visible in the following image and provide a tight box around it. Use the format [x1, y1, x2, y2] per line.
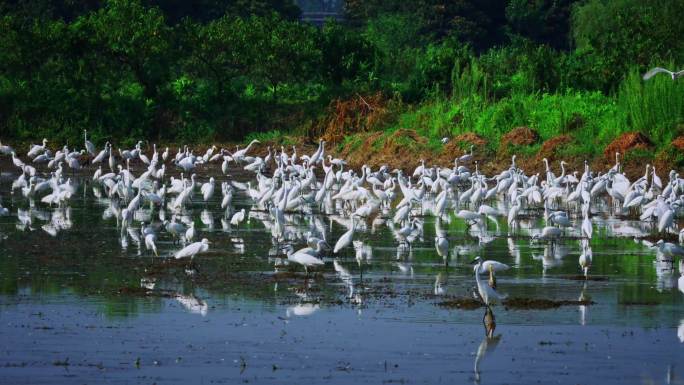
[437, 297, 483, 310]
[503, 297, 594, 310]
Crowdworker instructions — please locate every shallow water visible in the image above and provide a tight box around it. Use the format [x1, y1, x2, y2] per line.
[0, 164, 682, 384]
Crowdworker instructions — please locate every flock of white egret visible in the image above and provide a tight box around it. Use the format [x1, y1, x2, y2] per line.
[1, 129, 684, 308]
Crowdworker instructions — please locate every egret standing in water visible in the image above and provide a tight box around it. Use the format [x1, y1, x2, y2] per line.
[174, 238, 211, 270]
[579, 243, 592, 278]
[472, 256, 510, 289]
[230, 208, 246, 227]
[471, 257, 507, 307]
[334, 218, 356, 254]
[145, 233, 159, 256]
[435, 218, 449, 267]
[286, 244, 324, 277]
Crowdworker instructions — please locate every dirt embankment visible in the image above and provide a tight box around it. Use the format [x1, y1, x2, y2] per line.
[239, 125, 682, 179]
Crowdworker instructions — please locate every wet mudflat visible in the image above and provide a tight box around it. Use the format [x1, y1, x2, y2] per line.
[0, 164, 682, 385]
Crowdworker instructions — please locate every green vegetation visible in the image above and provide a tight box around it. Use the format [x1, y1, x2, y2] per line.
[0, 0, 683, 163]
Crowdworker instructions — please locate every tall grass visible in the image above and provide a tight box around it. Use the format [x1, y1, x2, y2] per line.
[619, 66, 684, 145]
[451, 59, 489, 102]
[337, 66, 684, 165]
[393, 89, 621, 158]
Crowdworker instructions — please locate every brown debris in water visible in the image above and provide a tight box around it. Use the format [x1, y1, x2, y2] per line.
[114, 287, 173, 298]
[437, 297, 483, 310]
[503, 298, 594, 310]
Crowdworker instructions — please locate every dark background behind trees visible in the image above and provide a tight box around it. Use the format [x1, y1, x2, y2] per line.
[0, 0, 683, 146]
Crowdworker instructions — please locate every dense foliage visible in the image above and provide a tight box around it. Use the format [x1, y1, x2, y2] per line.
[0, 0, 683, 150]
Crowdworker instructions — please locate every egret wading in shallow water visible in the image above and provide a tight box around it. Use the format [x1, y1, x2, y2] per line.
[472, 256, 510, 290]
[286, 244, 324, 278]
[230, 208, 246, 227]
[333, 217, 356, 255]
[471, 257, 507, 307]
[579, 241, 592, 278]
[174, 238, 211, 270]
[532, 226, 562, 249]
[185, 222, 196, 244]
[145, 232, 158, 256]
[434, 219, 449, 267]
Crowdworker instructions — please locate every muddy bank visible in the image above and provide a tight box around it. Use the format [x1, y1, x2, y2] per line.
[244, 129, 682, 181]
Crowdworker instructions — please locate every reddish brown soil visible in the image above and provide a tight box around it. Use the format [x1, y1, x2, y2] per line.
[603, 132, 652, 159]
[451, 132, 487, 147]
[536, 135, 573, 161]
[501, 127, 539, 147]
[671, 135, 684, 150]
[437, 133, 488, 166]
[596, 132, 654, 180]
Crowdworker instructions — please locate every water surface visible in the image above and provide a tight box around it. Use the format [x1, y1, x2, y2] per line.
[0, 164, 682, 384]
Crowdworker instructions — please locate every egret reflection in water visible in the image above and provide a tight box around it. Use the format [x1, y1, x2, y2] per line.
[474, 307, 502, 384]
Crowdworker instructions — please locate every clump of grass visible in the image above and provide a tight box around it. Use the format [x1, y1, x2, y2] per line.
[619, 66, 684, 146]
[245, 130, 283, 143]
[390, 90, 622, 158]
[245, 130, 296, 145]
[339, 135, 364, 153]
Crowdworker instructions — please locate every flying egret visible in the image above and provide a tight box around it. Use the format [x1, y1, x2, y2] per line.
[643, 67, 684, 81]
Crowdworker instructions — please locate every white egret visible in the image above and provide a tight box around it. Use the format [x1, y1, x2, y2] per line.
[175, 238, 210, 259]
[84, 130, 95, 155]
[333, 218, 356, 254]
[473, 256, 510, 289]
[643, 67, 684, 81]
[472, 257, 507, 307]
[286, 244, 324, 276]
[230, 208, 246, 227]
[145, 233, 159, 256]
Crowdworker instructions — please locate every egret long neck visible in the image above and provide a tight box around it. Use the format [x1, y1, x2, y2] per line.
[474, 262, 482, 284]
